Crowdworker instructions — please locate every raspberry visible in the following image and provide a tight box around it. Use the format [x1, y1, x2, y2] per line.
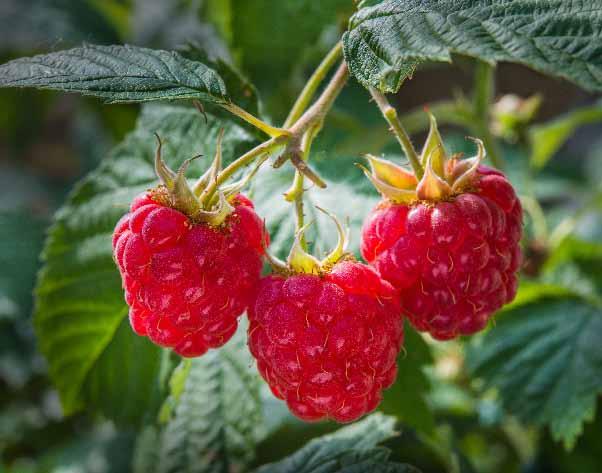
[359, 115, 522, 340]
[248, 260, 403, 423]
[113, 192, 266, 357]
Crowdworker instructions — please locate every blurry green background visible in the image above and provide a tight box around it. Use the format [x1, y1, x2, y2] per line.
[1, 1, 602, 472]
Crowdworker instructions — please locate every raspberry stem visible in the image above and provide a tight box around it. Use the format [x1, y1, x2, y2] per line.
[220, 102, 291, 138]
[200, 134, 289, 206]
[369, 88, 424, 180]
[284, 42, 343, 128]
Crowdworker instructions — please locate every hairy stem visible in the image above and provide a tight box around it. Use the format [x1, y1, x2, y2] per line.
[284, 42, 343, 128]
[369, 88, 423, 179]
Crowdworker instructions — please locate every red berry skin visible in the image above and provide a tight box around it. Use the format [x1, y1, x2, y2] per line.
[248, 261, 403, 423]
[361, 166, 522, 340]
[113, 193, 267, 357]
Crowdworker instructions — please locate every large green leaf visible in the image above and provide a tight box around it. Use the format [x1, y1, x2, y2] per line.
[256, 413, 419, 473]
[34, 104, 254, 422]
[343, 0, 602, 93]
[380, 325, 434, 435]
[153, 324, 265, 473]
[0, 44, 227, 104]
[466, 286, 602, 449]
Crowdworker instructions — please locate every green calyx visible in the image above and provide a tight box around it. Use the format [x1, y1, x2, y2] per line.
[153, 131, 264, 227]
[360, 113, 486, 204]
[267, 207, 351, 276]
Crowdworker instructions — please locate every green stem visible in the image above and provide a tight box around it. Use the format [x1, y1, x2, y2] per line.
[275, 61, 348, 187]
[369, 88, 423, 179]
[201, 134, 289, 206]
[472, 61, 505, 169]
[284, 42, 343, 128]
[221, 102, 290, 137]
[281, 59, 348, 250]
[288, 61, 348, 136]
[287, 124, 321, 250]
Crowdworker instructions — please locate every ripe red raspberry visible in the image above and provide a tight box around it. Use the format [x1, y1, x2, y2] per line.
[113, 192, 266, 357]
[359, 116, 522, 340]
[248, 260, 403, 423]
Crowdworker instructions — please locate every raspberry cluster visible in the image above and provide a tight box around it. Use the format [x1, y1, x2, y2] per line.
[248, 261, 403, 423]
[113, 193, 265, 357]
[361, 166, 522, 340]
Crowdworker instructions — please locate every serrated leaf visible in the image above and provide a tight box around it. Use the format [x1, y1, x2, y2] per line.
[34, 104, 254, 422]
[255, 413, 399, 473]
[529, 100, 602, 169]
[466, 287, 602, 449]
[380, 324, 434, 435]
[182, 41, 260, 116]
[343, 0, 602, 93]
[156, 324, 265, 473]
[0, 44, 228, 104]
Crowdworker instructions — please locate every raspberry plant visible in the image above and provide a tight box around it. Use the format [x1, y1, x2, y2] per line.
[2, 1, 602, 472]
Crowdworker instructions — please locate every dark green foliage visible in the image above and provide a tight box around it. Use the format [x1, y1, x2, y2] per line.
[344, 0, 602, 93]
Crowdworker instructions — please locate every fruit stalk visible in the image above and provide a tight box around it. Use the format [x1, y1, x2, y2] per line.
[199, 133, 289, 203]
[284, 41, 343, 128]
[221, 102, 291, 138]
[288, 61, 349, 138]
[369, 88, 424, 179]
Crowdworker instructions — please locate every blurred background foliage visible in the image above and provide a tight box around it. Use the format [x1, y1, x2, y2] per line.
[1, 1, 601, 472]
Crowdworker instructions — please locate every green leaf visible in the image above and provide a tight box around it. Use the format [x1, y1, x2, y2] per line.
[255, 413, 402, 473]
[529, 101, 602, 169]
[182, 41, 260, 116]
[0, 44, 227, 104]
[155, 324, 265, 473]
[34, 103, 254, 422]
[380, 324, 434, 434]
[466, 287, 602, 449]
[343, 0, 602, 93]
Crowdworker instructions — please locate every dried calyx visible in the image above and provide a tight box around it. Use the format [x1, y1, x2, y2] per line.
[266, 207, 351, 276]
[359, 113, 486, 204]
[151, 131, 266, 226]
